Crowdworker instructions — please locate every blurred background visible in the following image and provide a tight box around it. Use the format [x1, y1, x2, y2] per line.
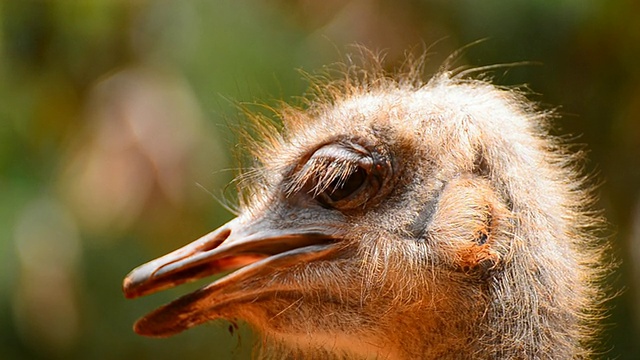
[1, 0, 638, 359]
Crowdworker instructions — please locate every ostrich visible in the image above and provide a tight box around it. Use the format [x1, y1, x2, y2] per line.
[123, 53, 607, 359]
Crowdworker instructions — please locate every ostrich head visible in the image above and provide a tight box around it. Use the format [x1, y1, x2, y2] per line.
[123, 55, 606, 359]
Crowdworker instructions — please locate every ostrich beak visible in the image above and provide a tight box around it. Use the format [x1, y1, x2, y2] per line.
[123, 216, 339, 337]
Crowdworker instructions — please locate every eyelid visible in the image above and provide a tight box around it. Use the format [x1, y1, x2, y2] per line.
[312, 145, 364, 163]
[285, 144, 370, 197]
[283, 140, 393, 211]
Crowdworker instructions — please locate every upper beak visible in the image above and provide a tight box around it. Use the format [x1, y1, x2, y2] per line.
[123, 216, 339, 337]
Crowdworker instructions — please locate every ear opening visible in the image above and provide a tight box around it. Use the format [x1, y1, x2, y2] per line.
[472, 150, 490, 177]
[458, 243, 501, 279]
[459, 207, 501, 279]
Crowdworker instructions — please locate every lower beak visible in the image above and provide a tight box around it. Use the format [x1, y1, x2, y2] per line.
[123, 216, 338, 337]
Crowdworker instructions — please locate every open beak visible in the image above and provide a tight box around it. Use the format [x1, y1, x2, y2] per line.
[123, 216, 339, 337]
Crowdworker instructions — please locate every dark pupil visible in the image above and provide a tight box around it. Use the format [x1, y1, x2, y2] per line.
[326, 166, 367, 202]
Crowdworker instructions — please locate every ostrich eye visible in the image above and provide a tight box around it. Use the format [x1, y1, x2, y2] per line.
[288, 142, 392, 211]
[315, 159, 378, 210]
[319, 165, 368, 204]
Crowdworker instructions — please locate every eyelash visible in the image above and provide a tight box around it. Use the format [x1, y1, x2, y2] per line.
[286, 147, 397, 215]
[310, 159, 360, 197]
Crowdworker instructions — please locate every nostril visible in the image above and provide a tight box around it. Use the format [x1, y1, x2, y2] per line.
[200, 228, 231, 252]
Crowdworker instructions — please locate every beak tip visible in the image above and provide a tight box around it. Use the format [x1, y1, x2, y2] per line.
[133, 319, 154, 337]
[133, 314, 164, 337]
[132, 307, 193, 338]
[133, 320, 161, 338]
[122, 277, 136, 298]
[123, 262, 160, 299]
[123, 268, 149, 299]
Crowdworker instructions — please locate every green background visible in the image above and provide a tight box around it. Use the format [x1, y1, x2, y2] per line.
[1, 0, 638, 359]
